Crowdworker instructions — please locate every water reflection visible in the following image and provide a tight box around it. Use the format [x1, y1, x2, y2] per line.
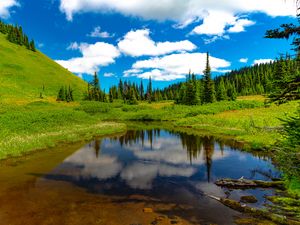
[47, 129, 279, 196]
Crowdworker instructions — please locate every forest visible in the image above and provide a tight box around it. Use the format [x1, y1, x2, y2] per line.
[80, 54, 298, 106]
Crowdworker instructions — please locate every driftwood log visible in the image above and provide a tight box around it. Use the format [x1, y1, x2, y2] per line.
[215, 178, 285, 189]
[205, 194, 300, 225]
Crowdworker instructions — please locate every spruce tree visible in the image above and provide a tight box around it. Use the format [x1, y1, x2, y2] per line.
[109, 89, 114, 103]
[227, 83, 237, 101]
[203, 52, 216, 103]
[30, 40, 36, 52]
[129, 87, 138, 105]
[216, 77, 227, 101]
[185, 78, 200, 105]
[140, 79, 144, 100]
[118, 79, 124, 99]
[147, 76, 153, 103]
[57, 86, 65, 101]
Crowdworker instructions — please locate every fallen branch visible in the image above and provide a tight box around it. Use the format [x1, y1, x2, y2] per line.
[215, 178, 285, 189]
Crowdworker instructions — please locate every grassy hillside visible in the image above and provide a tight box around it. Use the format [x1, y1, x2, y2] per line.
[0, 33, 87, 103]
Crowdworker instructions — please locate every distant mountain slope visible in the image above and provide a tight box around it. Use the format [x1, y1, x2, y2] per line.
[0, 33, 87, 103]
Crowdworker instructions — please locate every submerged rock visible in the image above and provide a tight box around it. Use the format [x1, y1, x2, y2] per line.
[240, 195, 258, 203]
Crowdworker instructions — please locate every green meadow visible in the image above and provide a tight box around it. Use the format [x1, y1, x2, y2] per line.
[0, 33, 86, 103]
[1, 97, 298, 160]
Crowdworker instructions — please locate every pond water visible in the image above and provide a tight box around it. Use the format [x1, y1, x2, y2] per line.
[0, 128, 280, 225]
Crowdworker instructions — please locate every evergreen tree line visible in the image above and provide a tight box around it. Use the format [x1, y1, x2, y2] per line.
[162, 52, 236, 105]
[0, 20, 35, 51]
[57, 85, 74, 102]
[84, 72, 173, 104]
[84, 72, 107, 102]
[83, 54, 298, 106]
[161, 54, 299, 105]
[217, 56, 298, 99]
[109, 77, 168, 104]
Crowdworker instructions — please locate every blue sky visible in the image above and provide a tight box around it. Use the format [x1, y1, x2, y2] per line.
[0, 0, 297, 90]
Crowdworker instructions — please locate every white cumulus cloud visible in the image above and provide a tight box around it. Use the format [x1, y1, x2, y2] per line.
[59, 0, 296, 22]
[118, 29, 196, 57]
[191, 10, 236, 36]
[88, 26, 115, 38]
[56, 42, 120, 75]
[58, 0, 295, 44]
[239, 58, 248, 63]
[253, 58, 274, 65]
[103, 72, 115, 77]
[124, 52, 230, 81]
[191, 11, 256, 39]
[0, 0, 19, 18]
[228, 19, 256, 33]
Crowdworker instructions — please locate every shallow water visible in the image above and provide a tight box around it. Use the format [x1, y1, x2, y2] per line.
[0, 128, 280, 225]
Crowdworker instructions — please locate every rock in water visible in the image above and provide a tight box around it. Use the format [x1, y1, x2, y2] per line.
[240, 195, 258, 203]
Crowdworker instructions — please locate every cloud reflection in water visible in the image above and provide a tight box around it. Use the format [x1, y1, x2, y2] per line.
[50, 130, 231, 190]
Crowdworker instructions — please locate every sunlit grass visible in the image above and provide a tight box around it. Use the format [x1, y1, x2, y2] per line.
[175, 101, 298, 149]
[237, 95, 266, 102]
[0, 33, 87, 102]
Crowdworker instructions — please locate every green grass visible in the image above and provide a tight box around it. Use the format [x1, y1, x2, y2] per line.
[0, 101, 126, 160]
[0, 98, 272, 159]
[70, 99, 297, 150]
[0, 33, 87, 102]
[174, 102, 298, 150]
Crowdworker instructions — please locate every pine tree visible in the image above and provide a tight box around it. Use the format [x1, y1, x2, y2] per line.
[109, 89, 114, 103]
[147, 76, 152, 103]
[177, 83, 187, 104]
[227, 83, 237, 101]
[65, 85, 74, 102]
[129, 87, 138, 105]
[216, 77, 227, 101]
[140, 79, 144, 100]
[265, 5, 300, 103]
[30, 40, 36, 52]
[269, 57, 294, 103]
[185, 77, 200, 105]
[118, 79, 124, 99]
[203, 52, 216, 103]
[84, 72, 106, 102]
[57, 86, 65, 101]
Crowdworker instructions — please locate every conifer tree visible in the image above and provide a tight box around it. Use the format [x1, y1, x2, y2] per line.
[216, 77, 227, 101]
[57, 86, 65, 101]
[84, 72, 107, 102]
[109, 89, 114, 103]
[129, 87, 138, 105]
[30, 40, 36, 52]
[147, 76, 153, 103]
[118, 79, 124, 99]
[203, 52, 216, 103]
[227, 83, 237, 101]
[185, 76, 200, 105]
[140, 79, 144, 100]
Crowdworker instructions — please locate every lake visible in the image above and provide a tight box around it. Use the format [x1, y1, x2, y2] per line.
[0, 128, 280, 225]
